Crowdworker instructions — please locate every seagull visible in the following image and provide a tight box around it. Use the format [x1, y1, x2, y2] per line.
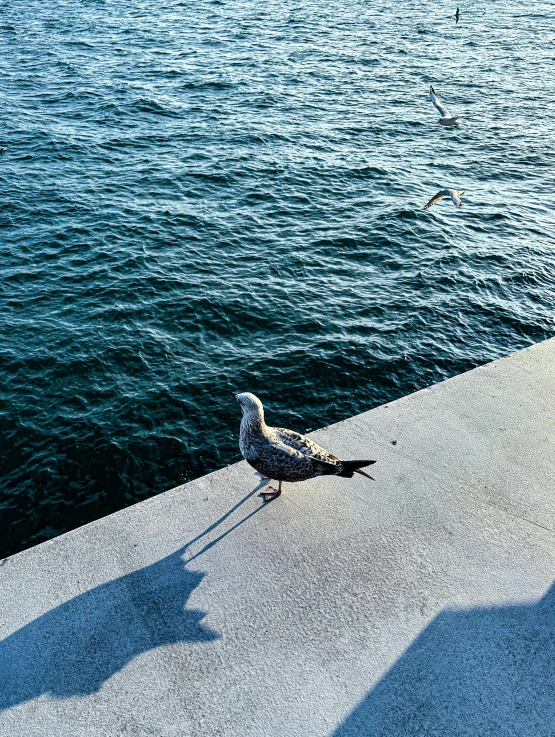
[423, 189, 466, 210]
[0, 147, 6, 155]
[235, 392, 376, 502]
[454, 7, 460, 24]
[429, 86, 460, 126]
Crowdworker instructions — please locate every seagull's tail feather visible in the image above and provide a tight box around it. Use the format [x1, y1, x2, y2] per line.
[338, 460, 376, 480]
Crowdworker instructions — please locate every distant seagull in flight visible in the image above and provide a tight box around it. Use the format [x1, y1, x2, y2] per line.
[423, 189, 465, 211]
[455, 7, 460, 23]
[429, 86, 460, 126]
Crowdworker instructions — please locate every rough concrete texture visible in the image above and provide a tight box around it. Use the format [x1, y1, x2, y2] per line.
[2, 338, 555, 737]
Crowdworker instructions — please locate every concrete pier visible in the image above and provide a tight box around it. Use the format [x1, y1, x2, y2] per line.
[2, 338, 555, 736]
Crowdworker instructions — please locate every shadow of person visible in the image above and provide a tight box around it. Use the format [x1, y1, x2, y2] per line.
[0, 544, 218, 710]
[0, 478, 270, 712]
[331, 582, 555, 736]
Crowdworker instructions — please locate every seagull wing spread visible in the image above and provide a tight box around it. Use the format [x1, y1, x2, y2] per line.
[423, 190, 448, 210]
[429, 87, 452, 119]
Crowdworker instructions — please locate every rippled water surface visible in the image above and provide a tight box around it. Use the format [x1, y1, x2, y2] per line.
[1, 0, 554, 557]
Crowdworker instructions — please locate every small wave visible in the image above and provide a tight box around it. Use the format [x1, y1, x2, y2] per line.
[180, 79, 236, 91]
[129, 97, 180, 116]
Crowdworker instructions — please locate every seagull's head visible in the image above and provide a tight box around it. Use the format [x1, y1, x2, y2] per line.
[233, 392, 265, 418]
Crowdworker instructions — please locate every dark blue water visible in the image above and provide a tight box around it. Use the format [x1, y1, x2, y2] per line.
[1, 0, 554, 558]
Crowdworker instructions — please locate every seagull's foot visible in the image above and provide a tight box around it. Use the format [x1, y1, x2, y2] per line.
[259, 486, 281, 503]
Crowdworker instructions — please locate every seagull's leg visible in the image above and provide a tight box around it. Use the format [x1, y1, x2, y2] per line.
[259, 480, 282, 503]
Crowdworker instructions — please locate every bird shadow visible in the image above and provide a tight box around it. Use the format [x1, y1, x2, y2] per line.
[330, 582, 555, 736]
[185, 477, 270, 563]
[0, 478, 269, 712]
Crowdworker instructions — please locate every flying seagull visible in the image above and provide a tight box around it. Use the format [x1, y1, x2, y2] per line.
[423, 188, 465, 210]
[235, 392, 376, 502]
[429, 86, 459, 126]
[454, 7, 460, 24]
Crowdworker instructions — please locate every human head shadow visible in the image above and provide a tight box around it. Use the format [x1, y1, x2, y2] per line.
[331, 582, 555, 736]
[0, 478, 269, 712]
[0, 544, 218, 710]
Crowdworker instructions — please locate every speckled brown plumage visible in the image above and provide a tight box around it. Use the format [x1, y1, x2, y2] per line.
[235, 392, 376, 501]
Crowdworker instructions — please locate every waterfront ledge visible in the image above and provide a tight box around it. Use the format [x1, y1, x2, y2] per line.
[2, 338, 555, 736]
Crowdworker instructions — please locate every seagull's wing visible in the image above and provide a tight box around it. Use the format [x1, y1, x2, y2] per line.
[429, 86, 452, 119]
[254, 433, 340, 480]
[448, 189, 464, 207]
[423, 190, 448, 210]
[274, 427, 340, 465]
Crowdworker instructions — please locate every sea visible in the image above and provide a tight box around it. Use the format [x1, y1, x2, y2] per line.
[1, 0, 554, 558]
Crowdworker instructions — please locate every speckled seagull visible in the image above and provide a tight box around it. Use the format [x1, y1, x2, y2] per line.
[235, 392, 376, 502]
[423, 188, 465, 210]
[429, 86, 459, 126]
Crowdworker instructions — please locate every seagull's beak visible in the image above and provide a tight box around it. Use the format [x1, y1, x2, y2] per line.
[230, 392, 239, 399]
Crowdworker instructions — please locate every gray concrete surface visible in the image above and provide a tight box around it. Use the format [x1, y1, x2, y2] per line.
[2, 338, 555, 737]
